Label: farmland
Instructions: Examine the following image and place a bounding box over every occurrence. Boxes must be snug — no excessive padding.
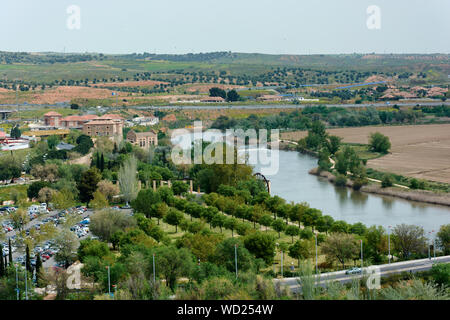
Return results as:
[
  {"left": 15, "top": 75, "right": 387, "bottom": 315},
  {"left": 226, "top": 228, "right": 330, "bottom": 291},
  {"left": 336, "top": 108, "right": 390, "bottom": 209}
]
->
[{"left": 281, "top": 124, "right": 450, "bottom": 184}]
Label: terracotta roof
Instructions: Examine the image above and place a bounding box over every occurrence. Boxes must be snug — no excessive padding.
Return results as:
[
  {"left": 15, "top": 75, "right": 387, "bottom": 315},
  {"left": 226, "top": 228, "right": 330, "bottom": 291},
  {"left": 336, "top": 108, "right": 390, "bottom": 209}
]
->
[
  {"left": 99, "top": 114, "right": 124, "bottom": 120},
  {"left": 134, "top": 130, "right": 157, "bottom": 137},
  {"left": 23, "top": 129, "right": 70, "bottom": 137},
  {"left": 61, "top": 115, "right": 99, "bottom": 122},
  {"left": 44, "top": 111, "right": 62, "bottom": 117},
  {"left": 84, "top": 120, "right": 115, "bottom": 125}
]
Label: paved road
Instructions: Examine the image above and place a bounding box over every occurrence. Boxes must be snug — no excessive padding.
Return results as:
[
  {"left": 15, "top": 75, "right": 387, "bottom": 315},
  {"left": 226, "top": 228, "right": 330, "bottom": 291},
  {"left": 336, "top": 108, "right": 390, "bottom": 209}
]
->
[
  {"left": 275, "top": 255, "right": 450, "bottom": 293},
  {"left": 134, "top": 101, "right": 450, "bottom": 110}
]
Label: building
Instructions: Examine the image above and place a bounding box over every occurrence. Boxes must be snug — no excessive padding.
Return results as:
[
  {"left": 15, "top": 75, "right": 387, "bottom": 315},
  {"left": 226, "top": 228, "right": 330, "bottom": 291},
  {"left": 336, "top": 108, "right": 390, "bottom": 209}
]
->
[
  {"left": 200, "top": 96, "right": 225, "bottom": 103},
  {"left": 126, "top": 130, "right": 158, "bottom": 148},
  {"left": 82, "top": 120, "right": 120, "bottom": 137},
  {"left": 44, "top": 112, "right": 63, "bottom": 126},
  {"left": 23, "top": 129, "right": 70, "bottom": 139},
  {"left": 60, "top": 115, "right": 99, "bottom": 129},
  {"left": 131, "top": 116, "right": 159, "bottom": 126}
]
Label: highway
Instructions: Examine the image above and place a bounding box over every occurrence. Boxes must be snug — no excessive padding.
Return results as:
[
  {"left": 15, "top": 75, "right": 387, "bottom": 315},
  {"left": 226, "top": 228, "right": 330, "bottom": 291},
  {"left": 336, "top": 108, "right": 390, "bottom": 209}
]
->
[{"left": 275, "top": 255, "right": 450, "bottom": 293}]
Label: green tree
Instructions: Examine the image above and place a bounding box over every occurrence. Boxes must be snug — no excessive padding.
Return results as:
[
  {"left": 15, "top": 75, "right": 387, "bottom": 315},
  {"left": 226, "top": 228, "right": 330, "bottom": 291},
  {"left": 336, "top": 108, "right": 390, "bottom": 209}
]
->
[
  {"left": 243, "top": 232, "right": 276, "bottom": 265},
  {"left": 436, "top": 224, "right": 450, "bottom": 255},
  {"left": 271, "top": 219, "right": 286, "bottom": 238},
  {"left": 77, "top": 167, "right": 101, "bottom": 204},
  {"left": 288, "top": 239, "right": 314, "bottom": 267},
  {"left": 392, "top": 224, "right": 426, "bottom": 259},
  {"left": 154, "top": 246, "right": 194, "bottom": 291},
  {"left": 90, "top": 209, "right": 136, "bottom": 242},
  {"left": 369, "top": 132, "right": 391, "bottom": 153},
  {"left": 285, "top": 225, "right": 300, "bottom": 243},
  {"left": 163, "top": 208, "right": 185, "bottom": 233},
  {"left": 172, "top": 181, "right": 189, "bottom": 195},
  {"left": 321, "top": 233, "right": 359, "bottom": 269}
]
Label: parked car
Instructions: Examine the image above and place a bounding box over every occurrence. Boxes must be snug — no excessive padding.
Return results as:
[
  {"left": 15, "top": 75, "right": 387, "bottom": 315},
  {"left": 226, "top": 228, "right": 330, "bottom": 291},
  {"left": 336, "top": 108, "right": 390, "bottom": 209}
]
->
[{"left": 345, "top": 267, "right": 362, "bottom": 275}]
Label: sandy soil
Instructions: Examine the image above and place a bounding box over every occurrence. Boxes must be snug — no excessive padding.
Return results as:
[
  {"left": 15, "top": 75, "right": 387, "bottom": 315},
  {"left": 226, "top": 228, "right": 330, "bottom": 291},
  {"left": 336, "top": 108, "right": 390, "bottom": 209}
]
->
[{"left": 281, "top": 124, "right": 450, "bottom": 184}]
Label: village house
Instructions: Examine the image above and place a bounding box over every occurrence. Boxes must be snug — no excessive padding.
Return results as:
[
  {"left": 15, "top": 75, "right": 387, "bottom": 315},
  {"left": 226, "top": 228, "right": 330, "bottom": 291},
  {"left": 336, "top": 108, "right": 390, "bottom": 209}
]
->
[
  {"left": 82, "top": 114, "right": 124, "bottom": 138},
  {"left": 60, "top": 114, "right": 99, "bottom": 129},
  {"left": 126, "top": 130, "right": 158, "bottom": 148},
  {"left": 43, "top": 112, "right": 63, "bottom": 126}
]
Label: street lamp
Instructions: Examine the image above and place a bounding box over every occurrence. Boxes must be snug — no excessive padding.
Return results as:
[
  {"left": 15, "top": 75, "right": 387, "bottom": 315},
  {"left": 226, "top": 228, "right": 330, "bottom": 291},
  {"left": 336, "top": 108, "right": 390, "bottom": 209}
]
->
[
  {"left": 152, "top": 253, "right": 156, "bottom": 283},
  {"left": 315, "top": 233, "right": 318, "bottom": 274},
  {"left": 360, "top": 239, "right": 363, "bottom": 273},
  {"left": 15, "top": 263, "right": 19, "bottom": 300},
  {"left": 106, "top": 266, "right": 111, "bottom": 296},
  {"left": 387, "top": 226, "right": 391, "bottom": 263}
]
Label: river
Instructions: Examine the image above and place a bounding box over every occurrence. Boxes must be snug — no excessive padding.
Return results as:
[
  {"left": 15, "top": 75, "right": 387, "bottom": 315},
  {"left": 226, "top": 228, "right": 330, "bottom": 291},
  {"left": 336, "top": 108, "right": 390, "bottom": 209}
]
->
[{"left": 171, "top": 133, "right": 450, "bottom": 233}]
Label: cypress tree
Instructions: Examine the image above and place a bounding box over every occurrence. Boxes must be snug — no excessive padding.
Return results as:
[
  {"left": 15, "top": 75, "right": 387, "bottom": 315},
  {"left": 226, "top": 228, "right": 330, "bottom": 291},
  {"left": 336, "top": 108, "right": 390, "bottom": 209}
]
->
[
  {"left": 35, "top": 254, "right": 42, "bottom": 283},
  {"left": 100, "top": 153, "right": 105, "bottom": 172},
  {"left": 113, "top": 142, "right": 118, "bottom": 154},
  {"left": 8, "top": 238, "right": 12, "bottom": 265},
  {"left": 25, "top": 245, "right": 32, "bottom": 273},
  {"left": 0, "top": 244, "right": 4, "bottom": 277}
]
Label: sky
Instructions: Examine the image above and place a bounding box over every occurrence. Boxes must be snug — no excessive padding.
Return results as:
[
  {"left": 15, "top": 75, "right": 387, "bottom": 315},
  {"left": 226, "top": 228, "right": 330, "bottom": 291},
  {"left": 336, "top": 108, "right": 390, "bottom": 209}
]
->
[{"left": 0, "top": 0, "right": 449, "bottom": 55}]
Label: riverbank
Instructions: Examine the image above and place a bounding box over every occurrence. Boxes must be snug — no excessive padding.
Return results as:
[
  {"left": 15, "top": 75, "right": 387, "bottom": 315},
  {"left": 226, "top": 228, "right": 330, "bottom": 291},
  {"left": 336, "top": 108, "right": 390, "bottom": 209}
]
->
[{"left": 309, "top": 167, "right": 450, "bottom": 207}]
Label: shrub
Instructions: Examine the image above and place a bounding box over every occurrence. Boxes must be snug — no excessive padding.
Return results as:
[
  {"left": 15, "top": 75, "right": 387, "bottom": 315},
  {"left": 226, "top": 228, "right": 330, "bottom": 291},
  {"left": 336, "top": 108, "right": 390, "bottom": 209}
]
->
[
  {"left": 335, "top": 175, "right": 347, "bottom": 187},
  {"left": 381, "top": 174, "right": 393, "bottom": 188}
]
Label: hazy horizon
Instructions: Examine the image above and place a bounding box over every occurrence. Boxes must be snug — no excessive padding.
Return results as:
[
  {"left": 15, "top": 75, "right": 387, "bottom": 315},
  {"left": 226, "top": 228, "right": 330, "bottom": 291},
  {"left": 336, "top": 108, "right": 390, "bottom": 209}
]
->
[{"left": 0, "top": 0, "right": 449, "bottom": 55}]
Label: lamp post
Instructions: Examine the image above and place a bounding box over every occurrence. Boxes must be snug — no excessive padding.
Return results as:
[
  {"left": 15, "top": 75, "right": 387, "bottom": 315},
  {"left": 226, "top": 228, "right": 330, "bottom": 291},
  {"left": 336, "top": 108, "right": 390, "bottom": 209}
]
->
[
  {"left": 152, "top": 253, "right": 156, "bottom": 283},
  {"left": 234, "top": 244, "right": 238, "bottom": 279},
  {"left": 24, "top": 256, "right": 28, "bottom": 300},
  {"left": 315, "top": 233, "right": 318, "bottom": 274},
  {"left": 15, "top": 264, "right": 19, "bottom": 300},
  {"left": 106, "top": 266, "right": 111, "bottom": 296},
  {"left": 280, "top": 250, "right": 284, "bottom": 278},
  {"left": 388, "top": 226, "right": 391, "bottom": 264},
  {"left": 360, "top": 239, "right": 363, "bottom": 273}
]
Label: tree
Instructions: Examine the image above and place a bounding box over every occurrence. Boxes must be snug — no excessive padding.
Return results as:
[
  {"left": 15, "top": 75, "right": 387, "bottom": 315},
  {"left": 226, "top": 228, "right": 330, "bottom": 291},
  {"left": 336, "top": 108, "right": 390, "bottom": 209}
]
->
[
  {"left": 131, "top": 188, "right": 161, "bottom": 219},
  {"left": 0, "top": 244, "right": 4, "bottom": 277},
  {"left": 288, "top": 239, "right": 314, "bottom": 267},
  {"left": 35, "top": 254, "right": 43, "bottom": 283},
  {"left": 10, "top": 125, "right": 21, "bottom": 139},
  {"left": 163, "top": 208, "right": 185, "bottom": 233},
  {"left": 369, "top": 132, "right": 391, "bottom": 153},
  {"left": 47, "top": 135, "right": 60, "bottom": 150},
  {"left": 172, "top": 181, "right": 189, "bottom": 195},
  {"left": 271, "top": 219, "right": 286, "bottom": 238},
  {"left": 54, "top": 229, "right": 80, "bottom": 268},
  {"left": 52, "top": 188, "right": 76, "bottom": 210},
  {"left": 259, "top": 215, "right": 273, "bottom": 232},
  {"left": 74, "top": 135, "right": 94, "bottom": 155},
  {"left": 90, "top": 209, "right": 136, "bottom": 242},
  {"left": 8, "top": 239, "right": 12, "bottom": 265},
  {"left": 37, "top": 187, "right": 57, "bottom": 205},
  {"left": 243, "top": 232, "right": 276, "bottom": 265},
  {"left": 10, "top": 207, "right": 29, "bottom": 231},
  {"left": 77, "top": 167, "right": 102, "bottom": 204},
  {"left": 365, "top": 225, "right": 388, "bottom": 263},
  {"left": 89, "top": 190, "right": 109, "bottom": 210},
  {"left": 226, "top": 89, "right": 240, "bottom": 102},
  {"left": 211, "top": 214, "right": 227, "bottom": 233},
  {"left": 321, "top": 233, "right": 359, "bottom": 269},
  {"left": 285, "top": 225, "right": 300, "bottom": 243},
  {"left": 327, "top": 135, "right": 342, "bottom": 155},
  {"left": 118, "top": 156, "right": 138, "bottom": 205},
  {"left": 212, "top": 238, "right": 257, "bottom": 273},
  {"left": 436, "top": 224, "right": 450, "bottom": 255},
  {"left": 154, "top": 246, "right": 194, "bottom": 291},
  {"left": 153, "top": 202, "right": 168, "bottom": 225},
  {"left": 381, "top": 174, "right": 393, "bottom": 188},
  {"left": 209, "top": 87, "right": 227, "bottom": 99},
  {"left": 392, "top": 224, "right": 426, "bottom": 259},
  {"left": 30, "top": 163, "right": 59, "bottom": 182},
  {"left": 224, "top": 217, "right": 239, "bottom": 237},
  {"left": 25, "top": 245, "right": 32, "bottom": 273}
]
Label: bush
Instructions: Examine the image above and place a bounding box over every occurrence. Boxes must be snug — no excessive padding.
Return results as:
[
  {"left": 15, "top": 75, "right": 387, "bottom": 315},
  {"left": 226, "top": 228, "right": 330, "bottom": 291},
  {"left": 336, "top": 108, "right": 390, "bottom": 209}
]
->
[
  {"left": 369, "top": 132, "right": 391, "bottom": 153},
  {"left": 335, "top": 175, "right": 347, "bottom": 187},
  {"left": 381, "top": 174, "right": 393, "bottom": 188}
]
